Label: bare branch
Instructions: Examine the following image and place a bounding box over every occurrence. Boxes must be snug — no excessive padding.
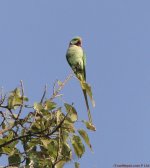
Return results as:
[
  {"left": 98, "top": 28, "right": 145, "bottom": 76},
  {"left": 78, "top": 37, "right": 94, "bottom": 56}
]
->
[
  {"left": 50, "top": 72, "right": 74, "bottom": 101},
  {"left": 40, "top": 84, "right": 47, "bottom": 103}
]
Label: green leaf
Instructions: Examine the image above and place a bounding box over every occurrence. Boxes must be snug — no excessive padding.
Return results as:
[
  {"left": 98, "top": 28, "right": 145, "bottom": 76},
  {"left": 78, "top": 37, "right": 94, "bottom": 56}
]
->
[
  {"left": 81, "top": 81, "right": 95, "bottom": 107},
  {"left": 41, "top": 139, "right": 51, "bottom": 148},
  {"left": 55, "top": 161, "right": 66, "bottom": 168},
  {"left": 61, "top": 143, "right": 72, "bottom": 161},
  {"left": 27, "top": 138, "right": 38, "bottom": 151},
  {"left": 23, "top": 96, "right": 29, "bottom": 101},
  {"left": 7, "top": 140, "right": 19, "bottom": 149},
  {"left": 61, "top": 129, "right": 69, "bottom": 141},
  {"left": 47, "top": 140, "right": 58, "bottom": 158},
  {"left": 31, "top": 122, "right": 41, "bottom": 132},
  {"left": 71, "top": 135, "right": 85, "bottom": 158},
  {"left": 2, "top": 147, "right": 13, "bottom": 155},
  {"left": 45, "top": 100, "right": 56, "bottom": 110},
  {"left": 8, "top": 96, "right": 21, "bottom": 109},
  {"left": 0, "top": 139, "right": 5, "bottom": 145},
  {"left": 7, "top": 88, "right": 28, "bottom": 109},
  {"left": 62, "top": 120, "right": 75, "bottom": 133},
  {"left": 34, "top": 102, "right": 43, "bottom": 111},
  {"left": 75, "top": 162, "right": 80, "bottom": 168},
  {"left": 1, "top": 139, "right": 18, "bottom": 155},
  {"left": 5, "top": 131, "right": 14, "bottom": 141},
  {"left": 65, "top": 103, "right": 78, "bottom": 122},
  {"left": 1, "top": 132, "right": 17, "bottom": 149},
  {"left": 7, "top": 88, "right": 23, "bottom": 109},
  {"left": 8, "top": 153, "right": 21, "bottom": 166},
  {"left": 13, "top": 88, "right": 21, "bottom": 97},
  {"left": 78, "top": 129, "right": 92, "bottom": 150},
  {"left": 82, "top": 120, "right": 96, "bottom": 131}
]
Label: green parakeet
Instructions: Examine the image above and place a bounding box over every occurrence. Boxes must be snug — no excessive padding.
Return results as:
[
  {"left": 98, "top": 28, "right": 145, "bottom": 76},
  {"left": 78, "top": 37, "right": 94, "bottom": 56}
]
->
[{"left": 66, "top": 36, "right": 92, "bottom": 123}]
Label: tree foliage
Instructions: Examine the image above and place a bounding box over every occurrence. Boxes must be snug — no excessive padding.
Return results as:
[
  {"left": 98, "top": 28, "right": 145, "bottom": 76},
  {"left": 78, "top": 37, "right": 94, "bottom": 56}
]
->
[{"left": 0, "top": 74, "right": 95, "bottom": 168}]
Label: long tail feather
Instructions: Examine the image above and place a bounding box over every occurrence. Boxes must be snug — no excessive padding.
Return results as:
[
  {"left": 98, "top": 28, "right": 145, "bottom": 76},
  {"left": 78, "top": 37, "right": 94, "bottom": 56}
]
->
[{"left": 82, "top": 89, "right": 93, "bottom": 123}]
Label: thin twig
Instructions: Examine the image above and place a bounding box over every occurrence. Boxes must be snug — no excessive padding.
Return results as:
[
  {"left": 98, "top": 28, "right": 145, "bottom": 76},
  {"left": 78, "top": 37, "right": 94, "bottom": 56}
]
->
[
  {"left": 50, "top": 73, "right": 74, "bottom": 101},
  {"left": 16, "top": 80, "right": 24, "bottom": 119},
  {"left": 8, "top": 108, "right": 16, "bottom": 120},
  {"left": 0, "top": 87, "right": 6, "bottom": 106},
  {"left": 53, "top": 80, "right": 58, "bottom": 94},
  {"left": 40, "top": 84, "right": 47, "bottom": 103},
  {"left": 0, "top": 111, "right": 5, "bottom": 127}
]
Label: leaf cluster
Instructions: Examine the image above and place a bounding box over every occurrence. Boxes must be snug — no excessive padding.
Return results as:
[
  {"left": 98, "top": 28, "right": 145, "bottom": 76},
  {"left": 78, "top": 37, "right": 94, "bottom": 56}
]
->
[{"left": 0, "top": 77, "right": 95, "bottom": 168}]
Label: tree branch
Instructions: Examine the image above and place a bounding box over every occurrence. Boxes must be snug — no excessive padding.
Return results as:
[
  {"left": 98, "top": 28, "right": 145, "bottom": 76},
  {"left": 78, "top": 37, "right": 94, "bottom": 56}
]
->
[{"left": 49, "top": 72, "right": 73, "bottom": 101}]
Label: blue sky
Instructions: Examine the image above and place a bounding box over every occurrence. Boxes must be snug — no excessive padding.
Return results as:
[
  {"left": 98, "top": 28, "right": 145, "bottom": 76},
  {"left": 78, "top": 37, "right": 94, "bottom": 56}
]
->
[{"left": 0, "top": 0, "right": 150, "bottom": 167}]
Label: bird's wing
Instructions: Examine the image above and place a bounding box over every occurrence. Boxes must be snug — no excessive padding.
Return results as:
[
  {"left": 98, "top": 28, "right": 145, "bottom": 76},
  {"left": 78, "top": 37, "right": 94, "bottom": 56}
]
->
[
  {"left": 66, "top": 51, "right": 72, "bottom": 68},
  {"left": 83, "top": 51, "right": 86, "bottom": 81}
]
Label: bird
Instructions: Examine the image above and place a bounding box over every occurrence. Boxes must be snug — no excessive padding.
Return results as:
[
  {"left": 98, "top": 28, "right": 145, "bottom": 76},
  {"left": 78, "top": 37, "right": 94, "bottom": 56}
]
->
[{"left": 66, "top": 36, "right": 92, "bottom": 123}]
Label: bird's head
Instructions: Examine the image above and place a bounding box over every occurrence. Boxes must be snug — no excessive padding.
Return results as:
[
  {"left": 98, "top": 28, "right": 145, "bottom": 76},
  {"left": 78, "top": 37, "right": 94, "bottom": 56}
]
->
[{"left": 69, "top": 36, "right": 82, "bottom": 46}]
